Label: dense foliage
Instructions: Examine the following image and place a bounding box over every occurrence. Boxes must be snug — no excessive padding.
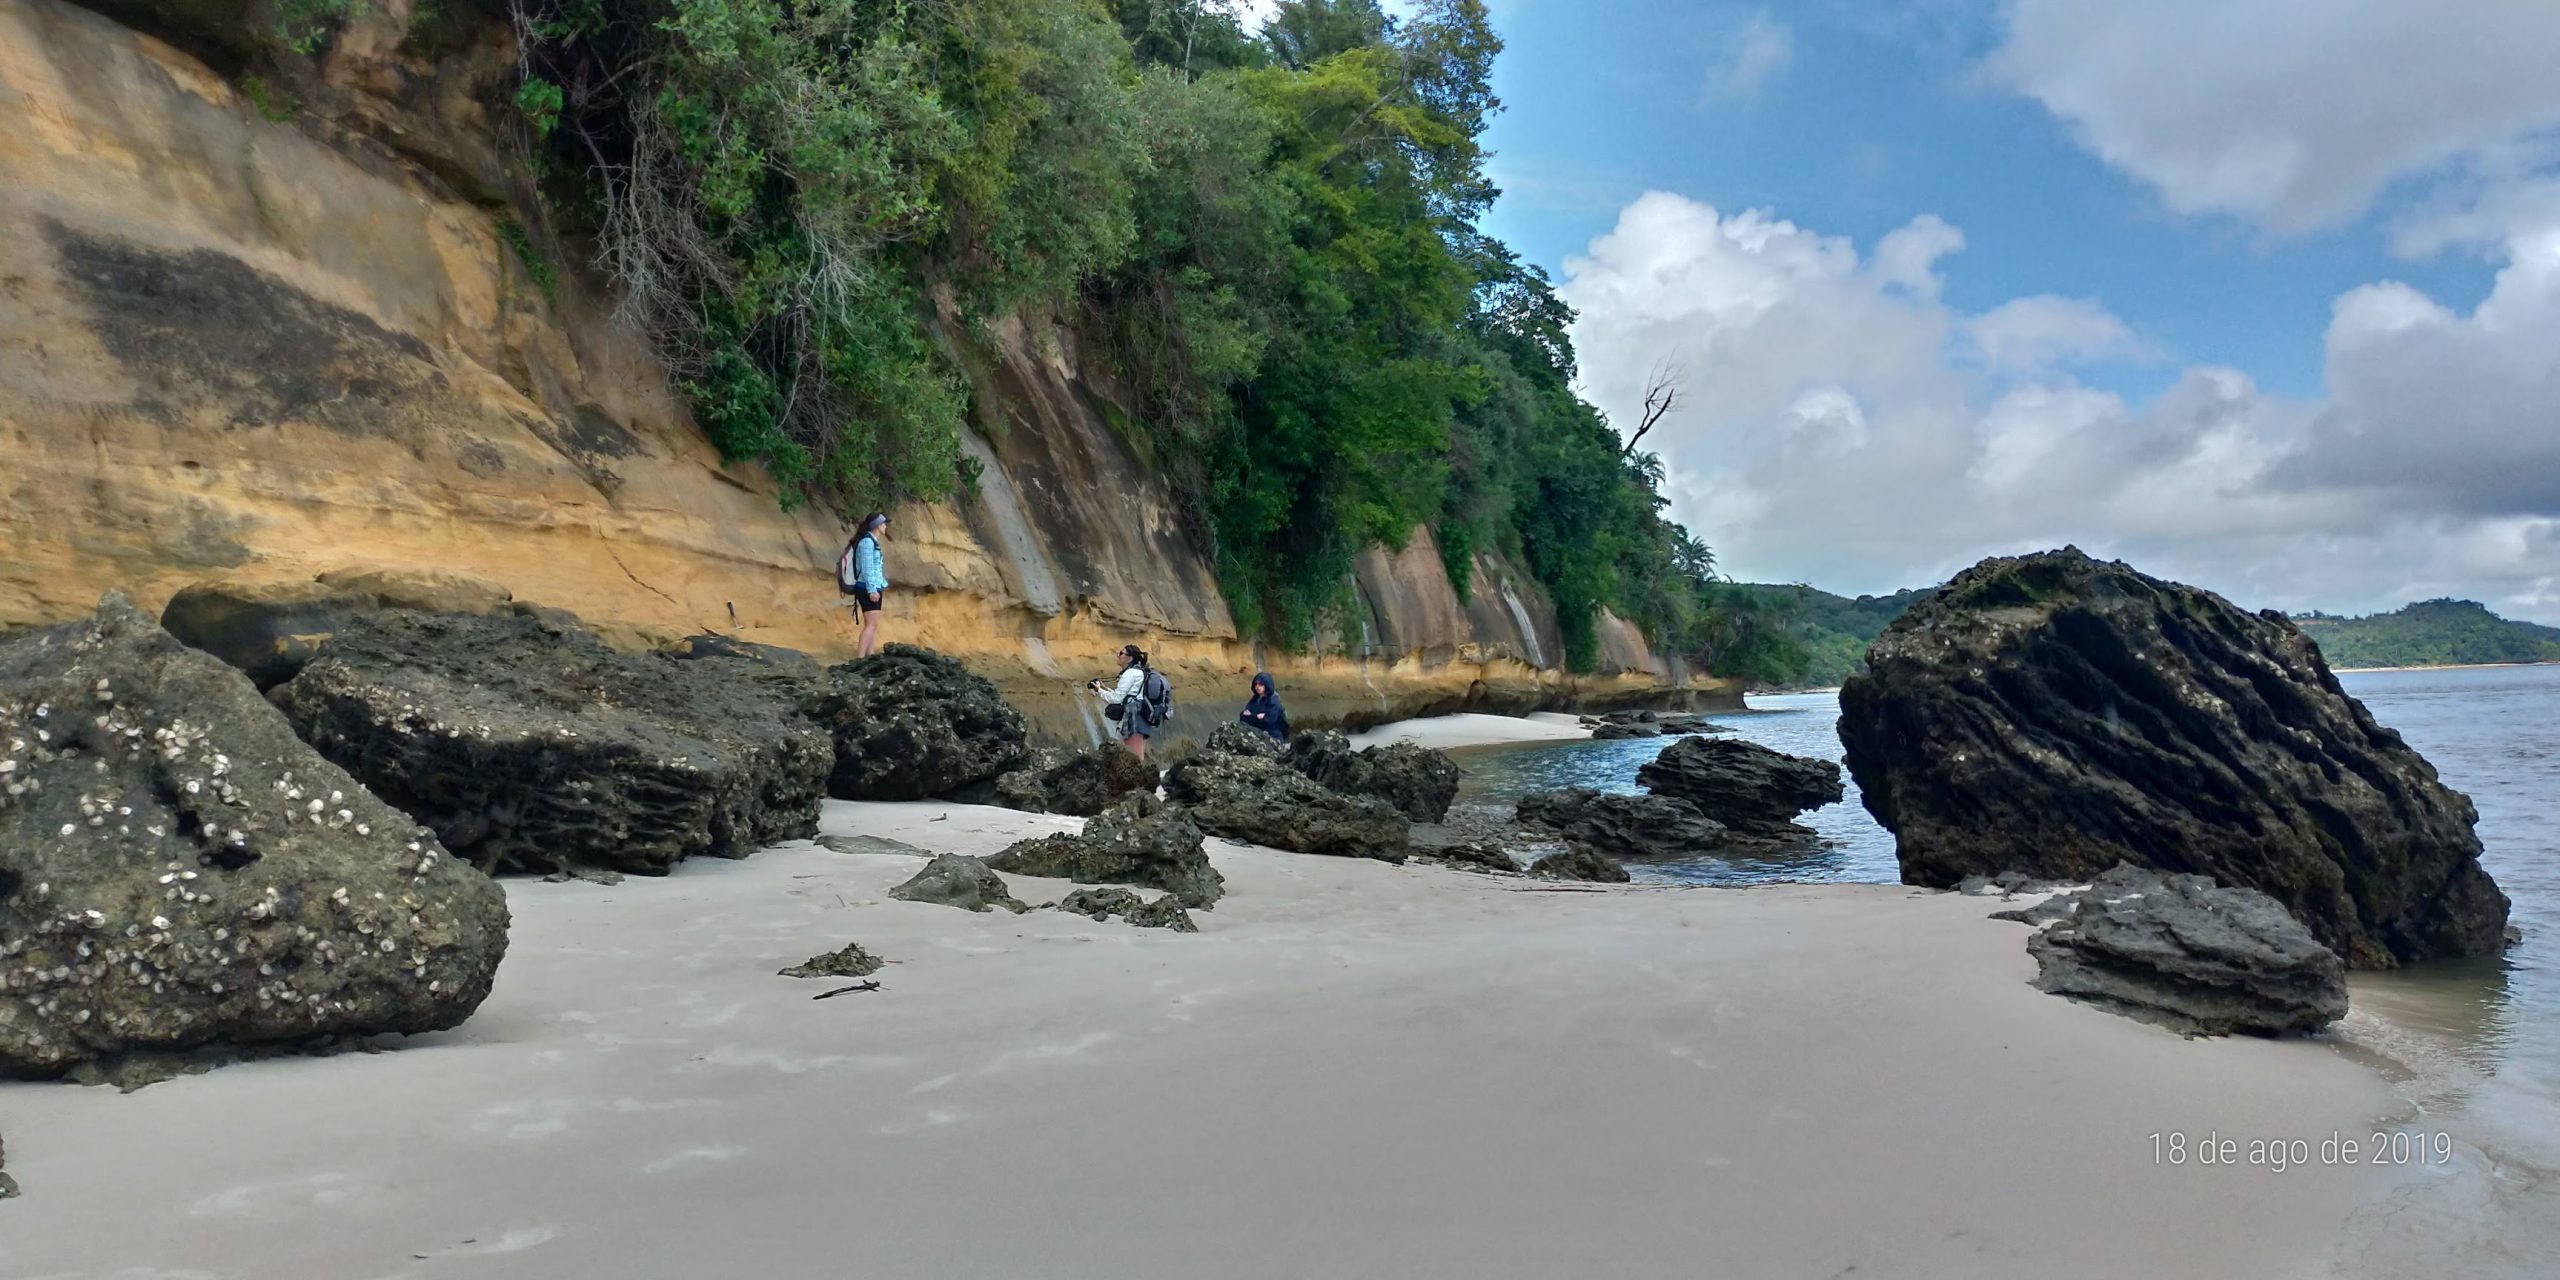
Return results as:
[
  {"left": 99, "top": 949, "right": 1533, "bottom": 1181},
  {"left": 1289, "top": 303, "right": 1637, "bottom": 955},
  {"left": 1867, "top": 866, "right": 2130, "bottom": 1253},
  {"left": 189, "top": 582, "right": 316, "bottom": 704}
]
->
[
  {"left": 485, "top": 0, "right": 1748, "bottom": 665},
  {"left": 2294, "top": 600, "right": 2560, "bottom": 669}
]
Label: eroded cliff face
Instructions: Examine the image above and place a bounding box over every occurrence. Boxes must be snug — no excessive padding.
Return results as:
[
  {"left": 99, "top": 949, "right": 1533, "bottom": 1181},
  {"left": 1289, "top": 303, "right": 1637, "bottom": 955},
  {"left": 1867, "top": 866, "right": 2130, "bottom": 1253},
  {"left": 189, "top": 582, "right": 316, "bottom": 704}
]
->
[{"left": 0, "top": 0, "right": 1729, "bottom": 746}]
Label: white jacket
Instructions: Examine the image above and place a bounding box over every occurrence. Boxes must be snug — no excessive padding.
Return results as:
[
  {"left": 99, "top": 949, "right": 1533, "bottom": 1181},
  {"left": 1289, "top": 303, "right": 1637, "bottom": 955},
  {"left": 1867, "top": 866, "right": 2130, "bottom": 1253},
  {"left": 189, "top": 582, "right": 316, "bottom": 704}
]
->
[{"left": 1094, "top": 666, "right": 1146, "bottom": 709}]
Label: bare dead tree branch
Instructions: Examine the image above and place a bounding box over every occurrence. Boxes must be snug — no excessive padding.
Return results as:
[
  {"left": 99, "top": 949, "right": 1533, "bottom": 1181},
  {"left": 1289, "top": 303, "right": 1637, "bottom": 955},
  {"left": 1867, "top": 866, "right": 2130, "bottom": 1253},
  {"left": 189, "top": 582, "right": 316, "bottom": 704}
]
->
[{"left": 1622, "top": 359, "right": 1683, "bottom": 457}]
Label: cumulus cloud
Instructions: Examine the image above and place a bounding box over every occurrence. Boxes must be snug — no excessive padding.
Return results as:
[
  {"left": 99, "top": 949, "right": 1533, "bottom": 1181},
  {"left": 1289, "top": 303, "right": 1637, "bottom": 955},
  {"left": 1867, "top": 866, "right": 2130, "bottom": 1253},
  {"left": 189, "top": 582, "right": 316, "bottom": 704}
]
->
[
  {"left": 1965, "top": 295, "right": 2149, "bottom": 373},
  {"left": 1706, "top": 12, "right": 1794, "bottom": 102},
  {"left": 1559, "top": 193, "right": 2560, "bottom": 622},
  {"left": 1987, "top": 0, "right": 2560, "bottom": 231}
]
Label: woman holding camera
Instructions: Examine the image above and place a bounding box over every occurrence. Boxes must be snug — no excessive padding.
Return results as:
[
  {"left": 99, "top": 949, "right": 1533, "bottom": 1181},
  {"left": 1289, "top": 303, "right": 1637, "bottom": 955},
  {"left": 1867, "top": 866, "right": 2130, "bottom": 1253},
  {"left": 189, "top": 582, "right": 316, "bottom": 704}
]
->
[{"left": 1089, "top": 644, "right": 1154, "bottom": 760}]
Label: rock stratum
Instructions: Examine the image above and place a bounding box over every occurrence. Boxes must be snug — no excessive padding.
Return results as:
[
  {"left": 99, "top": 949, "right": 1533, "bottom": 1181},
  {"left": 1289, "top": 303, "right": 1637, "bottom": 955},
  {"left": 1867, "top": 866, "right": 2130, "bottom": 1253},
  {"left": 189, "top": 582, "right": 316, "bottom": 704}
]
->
[
  {"left": 0, "top": 0, "right": 1729, "bottom": 755},
  {"left": 1840, "top": 548, "right": 2508, "bottom": 968}
]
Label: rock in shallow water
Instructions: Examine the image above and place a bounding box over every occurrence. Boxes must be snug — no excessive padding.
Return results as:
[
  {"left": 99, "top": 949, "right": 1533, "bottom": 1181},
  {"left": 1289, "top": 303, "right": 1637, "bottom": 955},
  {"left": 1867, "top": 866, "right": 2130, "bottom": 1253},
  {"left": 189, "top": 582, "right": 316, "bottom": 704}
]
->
[
  {"left": 889, "top": 854, "right": 1027, "bottom": 914},
  {"left": 0, "top": 595, "right": 509, "bottom": 1081},
  {"left": 1637, "top": 735, "right": 1842, "bottom": 836},
  {"left": 985, "top": 794, "right": 1225, "bottom": 908},
  {"left": 801, "top": 645, "right": 1027, "bottom": 801},
  {"left": 269, "top": 610, "right": 829, "bottom": 877},
  {"left": 1514, "top": 788, "right": 1728, "bottom": 859},
  {"left": 1839, "top": 547, "right": 2508, "bottom": 967},
  {"left": 1283, "top": 731, "right": 1460, "bottom": 823},
  {"left": 2001, "top": 866, "right": 2348, "bottom": 1037}
]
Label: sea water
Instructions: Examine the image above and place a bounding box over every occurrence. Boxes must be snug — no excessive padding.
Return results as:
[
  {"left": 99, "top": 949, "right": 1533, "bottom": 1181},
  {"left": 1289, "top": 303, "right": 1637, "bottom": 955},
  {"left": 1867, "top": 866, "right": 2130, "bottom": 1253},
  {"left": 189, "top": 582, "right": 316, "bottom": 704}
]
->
[{"left": 1454, "top": 664, "right": 2560, "bottom": 1272}]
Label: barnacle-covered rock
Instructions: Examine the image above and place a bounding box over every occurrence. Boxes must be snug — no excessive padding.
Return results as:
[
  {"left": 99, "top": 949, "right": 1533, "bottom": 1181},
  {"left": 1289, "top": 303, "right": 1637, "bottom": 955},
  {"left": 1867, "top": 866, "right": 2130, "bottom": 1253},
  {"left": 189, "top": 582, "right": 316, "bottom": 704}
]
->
[{"left": 0, "top": 595, "right": 508, "bottom": 1082}]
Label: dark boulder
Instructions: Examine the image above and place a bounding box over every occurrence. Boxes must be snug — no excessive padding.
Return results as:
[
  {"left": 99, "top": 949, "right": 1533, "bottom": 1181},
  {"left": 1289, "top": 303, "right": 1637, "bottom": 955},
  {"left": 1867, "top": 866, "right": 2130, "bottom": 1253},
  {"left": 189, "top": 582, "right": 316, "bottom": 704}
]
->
[
  {"left": 2001, "top": 866, "right": 2348, "bottom": 1037},
  {"left": 990, "top": 744, "right": 1159, "bottom": 817},
  {"left": 1654, "top": 713, "right": 1725, "bottom": 736},
  {"left": 159, "top": 570, "right": 515, "bottom": 689},
  {"left": 984, "top": 794, "right": 1225, "bottom": 908},
  {"left": 801, "top": 645, "right": 1028, "bottom": 800},
  {"left": 269, "top": 610, "right": 830, "bottom": 877},
  {"left": 1637, "top": 736, "right": 1843, "bottom": 836},
  {"left": 1198, "top": 722, "right": 1283, "bottom": 761},
  {"left": 1590, "top": 722, "right": 1659, "bottom": 740},
  {"left": 1, "top": 595, "right": 509, "bottom": 1081},
  {"left": 1054, "top": 887, "right": 1199, "bottom": 932},
  {"left": 1164, "top": 752, "right": 1410, "bottom": 862},
  {"left": 1283, "top": 730, "right": 1461, "bottom": 822},
  {"left": 1515, "top": 788, "right": 1728, "bottom": 860},
  {"left": 889, "top": 854, "right": 1027, "bottom": 914},
  {"left": 1838, "top": 547, "right": 2508, "bottom": 967},
  {"left": 779, "top": 942, "right": 884, "bottom": 979},
  {"left": 1427, "top": 844, "right": 1520, "bottom": 874},
  {"left": 1530, "top": 844, "right": 1631, "bottom": 883},
  {"left": 661, "top": 634, "right": 823, "bottom": 678}
]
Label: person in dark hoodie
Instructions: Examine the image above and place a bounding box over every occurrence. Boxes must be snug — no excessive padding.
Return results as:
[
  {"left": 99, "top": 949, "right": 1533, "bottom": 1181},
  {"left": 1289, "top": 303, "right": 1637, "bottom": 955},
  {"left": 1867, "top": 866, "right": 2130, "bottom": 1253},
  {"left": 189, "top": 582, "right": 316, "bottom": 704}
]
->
[{"left": 1239, "top": 671, "right": 1288, "bottom": 741}]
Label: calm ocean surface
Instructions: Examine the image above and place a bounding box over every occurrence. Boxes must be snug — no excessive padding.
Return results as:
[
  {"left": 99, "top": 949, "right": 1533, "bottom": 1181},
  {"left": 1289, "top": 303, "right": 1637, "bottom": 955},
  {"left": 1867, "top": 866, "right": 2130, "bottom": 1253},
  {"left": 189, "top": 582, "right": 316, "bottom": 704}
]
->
[{"left": 1458, "top": 664, "right": 2560, "bottom": 1269}]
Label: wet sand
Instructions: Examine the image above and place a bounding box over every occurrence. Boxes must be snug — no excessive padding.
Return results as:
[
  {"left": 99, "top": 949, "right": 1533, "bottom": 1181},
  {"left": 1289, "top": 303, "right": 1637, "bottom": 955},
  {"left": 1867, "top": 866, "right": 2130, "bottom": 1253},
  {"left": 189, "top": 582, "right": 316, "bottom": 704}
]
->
[{"left": 0, "top": 721, "right": 2423, "bottom": 1279}]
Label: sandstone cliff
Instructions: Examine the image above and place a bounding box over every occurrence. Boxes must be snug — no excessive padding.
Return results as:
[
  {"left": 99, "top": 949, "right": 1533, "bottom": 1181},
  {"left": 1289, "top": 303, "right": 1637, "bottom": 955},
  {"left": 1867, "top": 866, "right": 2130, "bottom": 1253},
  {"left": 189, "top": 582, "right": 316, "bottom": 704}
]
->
[{"left": 0, "top": 0, "right": 1728, "bottom": 744}]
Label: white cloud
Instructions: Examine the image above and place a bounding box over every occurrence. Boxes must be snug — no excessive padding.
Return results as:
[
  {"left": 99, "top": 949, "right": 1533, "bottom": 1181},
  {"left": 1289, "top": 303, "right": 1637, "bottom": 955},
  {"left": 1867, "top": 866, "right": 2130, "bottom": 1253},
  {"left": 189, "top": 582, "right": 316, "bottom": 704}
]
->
[
  {"left": 1706, "top": 12, "right": 1794, "bottom": 103},
  {"left": 1965, "top": 295, "right": 2147, "bottom": 373},
  {"left": 1559, "top": 192, "right": 2560, "bottom": 623},
  {"left": 1987, "top": 0, "right": 2560, "bottom": 232}
]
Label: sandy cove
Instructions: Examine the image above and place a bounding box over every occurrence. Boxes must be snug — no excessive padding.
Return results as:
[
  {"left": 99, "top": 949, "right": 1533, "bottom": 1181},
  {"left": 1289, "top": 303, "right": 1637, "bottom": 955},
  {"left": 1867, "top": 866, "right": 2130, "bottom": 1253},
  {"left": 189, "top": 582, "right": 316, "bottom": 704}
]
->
[{"left": 0, "top": 720, "right": 2420, "bottom": 1280}]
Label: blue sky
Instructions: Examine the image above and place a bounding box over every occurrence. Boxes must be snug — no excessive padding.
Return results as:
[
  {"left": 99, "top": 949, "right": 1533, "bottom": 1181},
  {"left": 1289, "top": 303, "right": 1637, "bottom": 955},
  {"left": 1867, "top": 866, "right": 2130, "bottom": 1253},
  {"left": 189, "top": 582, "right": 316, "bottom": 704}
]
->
[
  {"left": 1426, "top": 0, "right": 2560, "bottom": 622},
  {"left": 1481, "top": 0, "right": 2500, "bottom": 403}
]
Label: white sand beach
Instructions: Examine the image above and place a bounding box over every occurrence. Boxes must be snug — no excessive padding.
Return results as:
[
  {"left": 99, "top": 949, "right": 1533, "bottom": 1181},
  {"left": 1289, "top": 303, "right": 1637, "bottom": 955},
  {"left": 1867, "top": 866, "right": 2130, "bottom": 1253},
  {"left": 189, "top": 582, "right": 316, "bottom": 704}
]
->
[{"left": 0, "top": 726, "right": 2424, "bottom": 1280}]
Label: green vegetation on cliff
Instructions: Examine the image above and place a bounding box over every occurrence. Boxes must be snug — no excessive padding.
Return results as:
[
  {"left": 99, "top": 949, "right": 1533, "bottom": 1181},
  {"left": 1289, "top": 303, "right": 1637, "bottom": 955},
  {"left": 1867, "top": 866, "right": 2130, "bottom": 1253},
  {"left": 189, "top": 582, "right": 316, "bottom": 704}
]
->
[
  {"left": 2293, "top": 600, "right": 2560, "bottom": 669},
  {"left": 480, "top": 0, "right": 1743, "bottom": 667},
  {"left": 1709, "top": 583, "right": 1934, "bottom": 689}
]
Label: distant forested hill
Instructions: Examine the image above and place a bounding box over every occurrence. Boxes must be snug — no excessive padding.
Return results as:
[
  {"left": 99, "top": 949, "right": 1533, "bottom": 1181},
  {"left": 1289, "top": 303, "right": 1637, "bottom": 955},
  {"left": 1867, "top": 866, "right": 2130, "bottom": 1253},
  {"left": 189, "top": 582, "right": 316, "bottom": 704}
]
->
[
  {"left": 2293, "top": 600, "right": 2560, "bottom": 669},
  {"left": 1715, "top": 584, "right": 1934, "bottom": 689}
]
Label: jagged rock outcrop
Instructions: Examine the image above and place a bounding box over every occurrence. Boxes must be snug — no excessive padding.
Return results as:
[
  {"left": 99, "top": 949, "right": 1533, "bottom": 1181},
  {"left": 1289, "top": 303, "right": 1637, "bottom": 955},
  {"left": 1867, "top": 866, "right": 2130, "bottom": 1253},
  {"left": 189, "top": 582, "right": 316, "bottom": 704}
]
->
[
  {"left": 1054, "top": 887, "right": 1199, "bottom": 932},
  {"left": 889, "top": 855, "right": 1027, "bottom": 914},
  {"left": 984, "top": 794, "right": 1224, "bottom": 908},
  {"left": 0, "top": 595, "right": 509, "bottom": 1081},
  {"left": 988, "top": 744, "right": 1159, "bottom": 816},
  {"left": 779, "top": 942, "right": 884, "bottom": 979},
  {"left": 1530, "top": 845, "right": 1631, "bottom": 883},
  {"left": 1637, "top": 736, "right": 1843, "bottom": 836},
  {"left": 1282, "top": 730, "right": 1461, "bottom": 823},
  {"left": 1199, "top": 722, "right": 1283, "bottom": 761},
  {"left": 1838, "top": 548, "right": 2508, "bottom": 968},
  {"left": 1164, "top": 751, "right": 1410, "bottom": 863},
  {"left": 1514, "top": 788, "right": 1728, "bottom": 860},
  {"left": 1997, "top": 866, "right": 2349, "bottom": 1037},
  {"left": 802, "top": 645, "right": 1027, "bottom": 800},
  {"left": 270, "top": 609, "right": 830, "bottom": 876}
]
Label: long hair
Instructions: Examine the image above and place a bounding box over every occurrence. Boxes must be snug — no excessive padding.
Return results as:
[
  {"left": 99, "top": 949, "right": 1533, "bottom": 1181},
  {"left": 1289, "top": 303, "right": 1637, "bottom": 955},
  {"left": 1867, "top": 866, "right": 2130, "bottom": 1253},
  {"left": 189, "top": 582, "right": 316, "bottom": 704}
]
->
[
  {"left": 857, "top": 512, "right": 887, "bottom": 540},
  {"left": 1121, "top": 643, "right": 1148, "bottom": 669}
]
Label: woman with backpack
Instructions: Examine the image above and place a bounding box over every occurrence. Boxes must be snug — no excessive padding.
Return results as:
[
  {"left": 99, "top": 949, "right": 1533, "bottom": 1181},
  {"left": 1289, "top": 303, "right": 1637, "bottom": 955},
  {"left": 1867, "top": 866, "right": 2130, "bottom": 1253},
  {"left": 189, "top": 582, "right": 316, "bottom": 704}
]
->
[
  {"left": 838, "top": 513, "right": 890, "bottom": 658},
  {"left": 1088, "top": 643, "right": 1163, "bottom": 760}
]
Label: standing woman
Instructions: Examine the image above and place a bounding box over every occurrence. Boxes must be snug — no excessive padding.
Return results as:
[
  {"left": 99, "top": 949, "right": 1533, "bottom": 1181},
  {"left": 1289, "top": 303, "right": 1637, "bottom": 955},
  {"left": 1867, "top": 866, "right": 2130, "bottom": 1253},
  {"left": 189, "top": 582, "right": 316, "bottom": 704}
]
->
[
  {"left": 839, "top": 513, "right": 891, "bottom": 658},
  {"left": 1088, "top": 644, "right": 1153, "bottom": 760}
]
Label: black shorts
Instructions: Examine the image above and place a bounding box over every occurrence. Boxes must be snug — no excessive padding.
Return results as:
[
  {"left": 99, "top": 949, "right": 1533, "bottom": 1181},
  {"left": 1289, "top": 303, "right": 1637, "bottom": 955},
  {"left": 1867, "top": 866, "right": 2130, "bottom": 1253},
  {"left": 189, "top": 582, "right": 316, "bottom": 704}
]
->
[{"left": 854, "top": 588, "right": 884, "bottom": 614}]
